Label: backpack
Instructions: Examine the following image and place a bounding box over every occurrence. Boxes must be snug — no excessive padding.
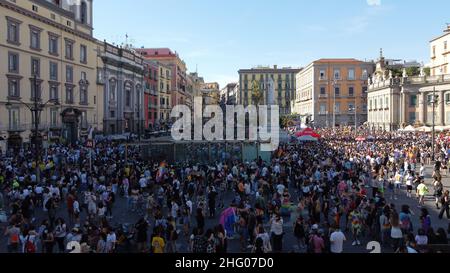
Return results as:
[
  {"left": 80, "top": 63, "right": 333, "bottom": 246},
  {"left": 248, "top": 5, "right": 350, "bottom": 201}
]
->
[
  {"left": 25, "top": 236, "right": 36, "bottom": 253},
  {"left": 10, "top": 233, "right": 19, "bottom": 244}
]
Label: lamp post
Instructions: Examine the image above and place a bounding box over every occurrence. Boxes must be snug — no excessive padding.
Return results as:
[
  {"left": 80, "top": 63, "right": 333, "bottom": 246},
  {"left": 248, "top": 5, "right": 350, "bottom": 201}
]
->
[
  {"left": 331, "top": 79, "right": 337, "bottom": 130},
  {"left": 6, "top": 74, "right": 59, "bottom": 183},
  {"left": 432, "top": 86, "right": 436, "bottom": 162}
]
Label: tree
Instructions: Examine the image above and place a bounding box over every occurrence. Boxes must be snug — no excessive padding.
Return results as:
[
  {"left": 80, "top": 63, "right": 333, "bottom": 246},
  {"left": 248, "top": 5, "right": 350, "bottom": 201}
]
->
[
  {"left": 424, "top": 67, "right": 431, "bottom": 76},
  {"left": 406, "top": 67, "right": 420, "bottom": 77},
  {"left": 251, "top": 80, "right": 263, "bottom": 106}
]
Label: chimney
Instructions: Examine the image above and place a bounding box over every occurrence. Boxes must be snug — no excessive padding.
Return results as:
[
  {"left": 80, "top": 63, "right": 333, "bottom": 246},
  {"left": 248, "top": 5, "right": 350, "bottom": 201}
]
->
[{"left": 274, "top": 65, "right": 278, "bottom": 70}]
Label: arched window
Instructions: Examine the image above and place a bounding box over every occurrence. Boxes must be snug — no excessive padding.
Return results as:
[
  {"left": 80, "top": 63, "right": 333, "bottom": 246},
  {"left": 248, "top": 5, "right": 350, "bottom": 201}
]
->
[{"left": 80, "top": 1, "right": 87, "bottom": 24}]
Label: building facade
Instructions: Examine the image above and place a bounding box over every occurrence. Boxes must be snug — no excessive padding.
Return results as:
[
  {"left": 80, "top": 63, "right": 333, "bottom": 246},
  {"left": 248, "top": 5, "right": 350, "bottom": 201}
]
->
[
  {"left": 0, "top": 0, "right": 98, "bottom": 148},
  {"left": 368, "top": 31, "right": 450, "bottom": 131},
  {"left": 221, "top": 83, "right": 238, "bottom": 105},
  {"left": 293, "top": 59, "right": 374, "bottom": 128},
  {"left": 136, "top": 48, "right": 188, "bottom": 118},
  {"left": 143, "top": 60, "right": 158, "bottom": 130},
  {"left": 98, "top": 41, "right": 144, "bottom": 135},
  {"left": 156, "top": 61, "right": 172, "bottom": 125},
  {"left": 200, "top": 82, "right": 220, "bottom": 105},
  {"left": 430, "top": 25, "right": 450, "bottom": 76},
  {"left": 238, "top": 66, "right": 301, "bottom": 115}
]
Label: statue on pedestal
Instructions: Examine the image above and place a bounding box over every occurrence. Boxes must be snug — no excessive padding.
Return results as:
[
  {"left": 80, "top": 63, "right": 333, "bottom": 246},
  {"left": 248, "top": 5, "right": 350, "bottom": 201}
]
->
[{"left": 402, "top": 68, "right": 408, "bottom": 78}]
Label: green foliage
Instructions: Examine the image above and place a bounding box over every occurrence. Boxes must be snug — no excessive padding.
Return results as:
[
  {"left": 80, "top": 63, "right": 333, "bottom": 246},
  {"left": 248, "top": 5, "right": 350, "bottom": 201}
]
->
[
  {"left": 424, "top": 67, "right": 431, "bottom": 76},
  {"left": 406, "top": 67, "right": 420, "bottom": 76}
]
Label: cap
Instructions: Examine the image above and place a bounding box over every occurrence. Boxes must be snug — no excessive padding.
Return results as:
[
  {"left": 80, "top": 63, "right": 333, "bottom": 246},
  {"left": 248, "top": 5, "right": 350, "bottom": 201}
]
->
[{"left": 312, "top": 224, "right": 319, "bottom": 230}]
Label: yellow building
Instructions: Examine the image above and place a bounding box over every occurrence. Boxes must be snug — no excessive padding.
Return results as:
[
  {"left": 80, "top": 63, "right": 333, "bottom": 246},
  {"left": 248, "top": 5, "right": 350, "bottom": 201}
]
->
[
  {"left": 157, "top": 62, "right": 172, "bottom": 123},
  {"left": 0, "top": 0, "right": 99, "bottom": 148},
  {"left": 238, "top": 66, "right": 301, "bottom": 115},
  {"left": 201, "top": 82, "right": 220, "bottom": 105}
]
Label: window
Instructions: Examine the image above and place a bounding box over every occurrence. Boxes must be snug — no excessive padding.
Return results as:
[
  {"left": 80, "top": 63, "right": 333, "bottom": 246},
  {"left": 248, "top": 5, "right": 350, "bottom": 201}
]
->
[
  {"left": 110, "top": 111, "right": 115, "bottom": 118},
  {"left": 66, "top": 86, "right": 74, "bottom": 104},
  {"left": 49, "top": 62, "right": 58, "bottom": 81},
  {"left": 369, "top": 100, "right": 372, "bottom": 110},
  {"left": 445, "top": 41, "right": 448, "bottom": 51},
  {"left": 31, "top": 57, "right": 40, "bottom": 77},
  {"left": 362, "top": 86, "right": 368, "bottom": 93},
  {"left": 334, "top": 69, "right": 341, "bottom": 80},
  {"left": 94, "top": 96, "right": 96, "bottom": 105},
  {"left": 49, "top": 85, "right": 58, "bottom": 100},
  {"left": 433, "top": 45, "right": 436, "bottom": 57},
  {"left": 7, "top": 77, "right": 20, "bottom": 98},
  {"left": 8, "top": 108, "right": 20, "bottom": 131},
  {"left": 30, "top": 79, "right": 42, "bottom": 100},
  {"left": 8, "top": 52, "right": 19, "bottom": 73},
  {"left": 81, "top": 72, "right": 87, "bottom": 81},
  {"left": 49, "top": 34, "right": 59, "bottom": 55},
  {"left": 348, "top": 103, "right": 355, "bottom": 113},
  {"left": 65, "top": 39, "right": 74, "bottom": 59},
  {"left": 385, "top": 97, "right": 389, "bottom": 109},
  {"left": 50, "top": 109, "right": 58, "bottom": 127},
  {"left": 125, "top": 89, "right": 131, "bottom": 107},
  {"left": 66, "top": 66, "right": 73, "bottom": 83},
  {"left": 334, "top": 87, "right": 340, "bottom": 97},
  {"left": 319, "top": 104, "right": 327, "bottom": 114},
  {"left": 6, "top": 17, "right": 21, "bottom": 45},
  {"left": 80, "top": 45, "right": 87, "bottom": 63},
  {"left": 409, "top": 112, "right": 416, "bottom": 123},
  {"left": 319, "top": 69, "right": 326, "bottom": 80},
  {"left": 109, "top": 80, "right": 116, "bottom": 101},
  {"left": 445, "top": 93, "right": 450, "bottom": 104},
  {"left": 410, "top": 95, "right": 417, "bottom": 107},
  {"left": 348, "top": 69, "right": 355, "bottom": 80},
  {"left": 362, "top": 104, "right": 367, "bottom": 112},
  {"left": 167, "top": 84, "right": 170, "bottom": 92},
  {"left": 29, "top": 26, "right": 41, "bottom": 50},
  {"left": 348, "top": 87, "right": 354, "bottom": 97},
  {"left": 379, "top": 98, "right": 383, "bottom": 109},
  {"left": 335, "top": 102, "right": 341, "bottom": 114},
  {"left": 32, "top": 5, "right": 38, "bottom": 12},
  {"left": 80, "top": 86, "right": 88, "bottom": 104},
  {"left": 362, "top": 69, "right": 368, "bottom": 80}
]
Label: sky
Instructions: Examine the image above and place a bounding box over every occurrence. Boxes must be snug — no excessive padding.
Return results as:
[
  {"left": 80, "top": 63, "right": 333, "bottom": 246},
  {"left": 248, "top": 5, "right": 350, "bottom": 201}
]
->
[{"left": 93, "top": 0, "right": 450, "bottom": 88}]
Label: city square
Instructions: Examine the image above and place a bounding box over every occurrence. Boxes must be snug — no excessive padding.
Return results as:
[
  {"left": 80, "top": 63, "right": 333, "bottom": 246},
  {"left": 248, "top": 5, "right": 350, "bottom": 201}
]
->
[{"left": 0, "top": 0, "right": 450, "bottom": 256}]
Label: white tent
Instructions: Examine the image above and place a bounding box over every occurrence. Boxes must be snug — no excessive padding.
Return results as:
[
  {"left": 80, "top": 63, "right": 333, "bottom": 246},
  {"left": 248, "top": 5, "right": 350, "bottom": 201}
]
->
[
  {"left": 416, "top": 126, "right": 432, "bottom": 132},
  {"left": 401, "top": 125, "right": 416, "bottom": 132}
]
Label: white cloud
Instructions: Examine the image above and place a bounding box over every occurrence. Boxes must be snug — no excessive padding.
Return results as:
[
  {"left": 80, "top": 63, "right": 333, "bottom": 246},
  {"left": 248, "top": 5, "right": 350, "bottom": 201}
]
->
[{"left": 367, "top": 0, "right": 381, "bottom": 6}]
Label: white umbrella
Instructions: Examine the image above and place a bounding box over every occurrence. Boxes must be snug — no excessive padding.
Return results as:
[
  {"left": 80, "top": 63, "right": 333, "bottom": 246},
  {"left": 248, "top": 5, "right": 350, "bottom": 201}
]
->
[{"left": 298, "top": 135, "right": 318, "bottom": 142}]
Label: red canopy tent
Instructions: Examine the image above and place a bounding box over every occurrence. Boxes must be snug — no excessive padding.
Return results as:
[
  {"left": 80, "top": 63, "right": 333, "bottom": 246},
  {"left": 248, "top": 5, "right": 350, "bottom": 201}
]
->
[{"left": 295, "top": 128, "right": 321, "bottom": 139}]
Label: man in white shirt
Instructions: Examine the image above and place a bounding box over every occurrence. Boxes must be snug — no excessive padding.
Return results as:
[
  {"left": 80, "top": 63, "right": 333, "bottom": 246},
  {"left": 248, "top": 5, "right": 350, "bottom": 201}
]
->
[{"left": 330, "top": 228, "right": 346, "bottom": 253}]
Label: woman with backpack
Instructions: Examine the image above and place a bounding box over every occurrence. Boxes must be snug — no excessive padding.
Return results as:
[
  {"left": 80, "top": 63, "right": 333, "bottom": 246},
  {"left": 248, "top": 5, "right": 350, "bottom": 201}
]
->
[{"left": 21, "top": 228, "right": 38, "bottom": 253}]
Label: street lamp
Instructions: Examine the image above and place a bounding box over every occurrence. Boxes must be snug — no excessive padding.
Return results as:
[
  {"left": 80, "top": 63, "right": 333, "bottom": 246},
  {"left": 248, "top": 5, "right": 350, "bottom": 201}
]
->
[
  {"left": 6, "top": 74, "right": 60, "bottom": 183},
  {"left": 331, "top": 79, "right": 338, "bottom": 130}
]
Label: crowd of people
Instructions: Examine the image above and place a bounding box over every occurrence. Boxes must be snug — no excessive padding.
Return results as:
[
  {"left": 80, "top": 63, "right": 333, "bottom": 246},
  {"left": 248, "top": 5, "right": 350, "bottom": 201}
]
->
[{"left": 1, "top": 126, "right": 450, "bottom": 253}]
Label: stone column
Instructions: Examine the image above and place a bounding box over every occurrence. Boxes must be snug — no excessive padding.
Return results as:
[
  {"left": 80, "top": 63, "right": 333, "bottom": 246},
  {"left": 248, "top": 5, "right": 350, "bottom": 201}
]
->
[
  {"left": 418, "top": 92, "right": 426, "bottom": 125},
  {"left": 440, "top": 90, "right": 445, "bottom": 125}
]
